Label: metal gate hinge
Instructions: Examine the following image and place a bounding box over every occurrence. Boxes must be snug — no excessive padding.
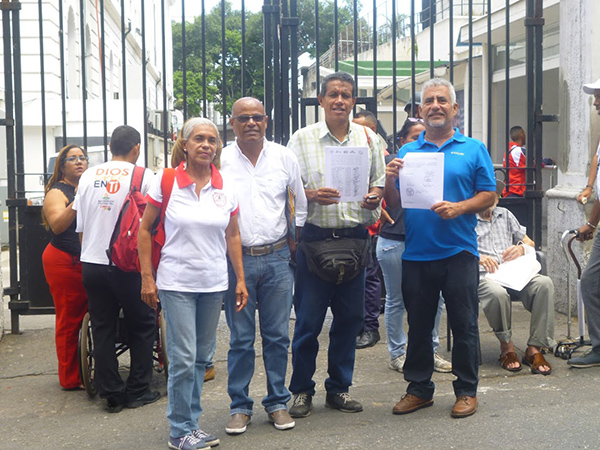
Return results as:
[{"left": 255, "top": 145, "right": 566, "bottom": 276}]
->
[
  {"left": 281, "top": 17, "right": 299, "bottom": 27},
  {"left": 0, "top": 0, "right": 21, "bottom": 11},
  {"left": 262, "top": 4, "right": 280, "bottom": 14},
  {"left": 524, "top": 17, "right": 545, "bottom": 26}
]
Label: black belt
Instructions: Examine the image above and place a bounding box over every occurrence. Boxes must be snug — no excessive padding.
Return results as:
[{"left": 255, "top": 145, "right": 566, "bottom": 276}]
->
[{"left": 242, "top": 238, "right": 287, "bottom": 256}]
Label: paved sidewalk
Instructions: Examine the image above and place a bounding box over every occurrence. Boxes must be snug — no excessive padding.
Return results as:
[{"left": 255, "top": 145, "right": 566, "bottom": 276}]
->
[{"left": 1, "top": 303, "right": 600, "bottom": 450}]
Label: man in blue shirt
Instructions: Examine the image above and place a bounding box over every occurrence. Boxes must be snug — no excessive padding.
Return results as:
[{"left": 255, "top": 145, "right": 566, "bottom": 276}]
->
[{"left": 384, "top": 78, "right": 496, "bottom": 418}]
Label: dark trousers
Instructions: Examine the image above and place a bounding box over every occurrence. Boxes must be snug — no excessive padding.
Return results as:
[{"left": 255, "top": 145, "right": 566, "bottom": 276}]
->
[
  {"left": 363, "top": 252, "right": 382, "bottom": 332},
  {"left": 402, "top": 251, "right": 480, "bottom": 400},
  {"left": 82, "top": 263, "right": 156, "bottom": 401}
]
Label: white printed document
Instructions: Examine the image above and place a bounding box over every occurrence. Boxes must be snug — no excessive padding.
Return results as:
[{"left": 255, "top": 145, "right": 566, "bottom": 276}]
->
[
  {"left": 485, "top": 252, "right": 541, "bottom": 292},
  {"left": 399, "top": 152, "right": 444, "bottom": 209},
  {"left": 324, "top": 146, "right": 369, "bottom": 202}
]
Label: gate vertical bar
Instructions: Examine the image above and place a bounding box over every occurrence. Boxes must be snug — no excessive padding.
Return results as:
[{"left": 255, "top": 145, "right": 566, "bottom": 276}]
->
[
  {"left": 272, "top": 1, "right": 282, "bottom": 143},
  {"left": 2, "top": 1, "right": 19, "bottom": 333},
  {"left": 429, "top": 0, "right": 434, "bottom": 79},
  {"left": 353, "top": 0, "right": 358, "bottom": 99},
  {"left": 221, "top": 0, "right": 227, "bottom": 143},
  {"left": 467, "top": 0, "right": 473, "bottom": 137},
  {"left": 100, "top": 0, "right": 108, "bottom": 157},
  {"left": 161, "top": 0, "right": 168, "bottom": 166},
  {"left": 142, "top": 0, "right": 149, "bottom": 159},
  {"left": 12, "top": 0, "right": 24, "bottom": 197},
  {"left": 79, "top": 0, "right": 88, "bottom": 151},
  {"left": 263, "top": 0, "right": 273, "bottom": 140},
  {"left": 241, "top": 0, "right": 246, "bottom": 94},
  {"left": 526, "top": 0, "right": 544, "bottom": 247},
  {"left": 59, "top": 0, "right": 67, "bottom": 146},
  {"left": 290, "top": 0, "right": 299, "bottom": 134},
  {"left": 202, "top": 0, "right": 207, "bottom": 117},
  {"left": 486, "top": 0, "right": 492, "bottom": 152},
  {"left": 372, "top": 0, "right": 377, "bottom": 118},
  {"left": 314, "top": 0, "right": 320, "bottom": 123},
  {"left": 280, "top": 0, "right": 291, "bottom": 144},
  {"left": 333, "top": 0, "right": 338, "bottom": 71},
  {"left": 38, "top": 0, "right": 48, "bottom": 178},
  {"left": 121, "top": 0, "right": 128, "bottom": 124},
  {"left": 181, "top": 0, "right": 187, "bottom": 121},
  {"left": 410, "top": 0, "right": 416, "bottom": 124},
  {"left": 504, "top": 0, "right": 510, "bottom": 190},
  {"left": 449, "top": 0, "right": 454, "bottom": 83},
  {"left": 392, "top": 0, "right": 397, "bottom": 139}
]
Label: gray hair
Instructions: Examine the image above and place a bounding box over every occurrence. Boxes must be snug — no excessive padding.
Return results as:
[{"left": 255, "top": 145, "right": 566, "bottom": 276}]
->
[
  {"left": 181, "top": 117, "right": 219, "bottom": 141},
  {"left": 420, "top": 78, "right": 457, "bottom": 107}
]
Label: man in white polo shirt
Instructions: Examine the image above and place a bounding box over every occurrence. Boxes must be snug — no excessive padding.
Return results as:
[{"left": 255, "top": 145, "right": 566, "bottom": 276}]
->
[
  {"left": 220, "top": 98, "right": 307, "bottom": 434},
  {"left": 74, "top": 125, "right": 159, "bottom": 413}
]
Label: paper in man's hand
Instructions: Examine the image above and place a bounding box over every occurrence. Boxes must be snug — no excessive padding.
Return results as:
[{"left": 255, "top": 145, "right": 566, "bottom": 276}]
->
[
  {"left": 399, "top": 152, "right": 444, "bottom": 209},
  {"left": 324, "top": 146, "right": 369, "bottom": 202}
]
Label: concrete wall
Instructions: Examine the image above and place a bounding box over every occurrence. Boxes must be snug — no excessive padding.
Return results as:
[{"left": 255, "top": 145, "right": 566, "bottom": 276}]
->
[{"left": 547, "top": 0, "right": 598, "bottom": 315}]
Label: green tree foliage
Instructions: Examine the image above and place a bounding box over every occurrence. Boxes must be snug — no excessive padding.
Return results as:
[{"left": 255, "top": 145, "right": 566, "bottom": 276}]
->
[
  {"left": 296, "top": 0, "right": 356, "bottom": 58},
  {"left": 172, "top": 0, "right": 361, "bottom": 117},
  {"left": 172, "top": 2, "right": 264, "bottom": 117}
]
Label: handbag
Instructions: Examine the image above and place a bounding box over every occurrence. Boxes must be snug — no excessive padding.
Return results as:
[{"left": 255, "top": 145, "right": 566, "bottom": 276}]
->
[{"left": 298, "top": 237, "right": 370, "bottom": 284}]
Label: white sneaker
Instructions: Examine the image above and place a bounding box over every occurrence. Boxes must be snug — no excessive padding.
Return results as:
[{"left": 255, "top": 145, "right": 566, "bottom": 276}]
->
[
  {"left": 388, "top": 354, "right": 406, "bottom": 372},
  {"left": 433, "top": 353, "right": 452, "bottom": 373}
]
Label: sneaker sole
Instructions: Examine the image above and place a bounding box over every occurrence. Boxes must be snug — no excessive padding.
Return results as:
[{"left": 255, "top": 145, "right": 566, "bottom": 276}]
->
[
  {"left": 289, "top": 409, "right": 311, "bottom": 418},
  {"left": 392, "top": 400, "right": 433, "bottom": 415},
  {"left": 567, "top": 361, "right": 600, "bottom": 368},
  {"left": 433, "top": 367, "right": 453, "bottom": 373},
  {"left": 168, "top": 442, "right": 210, "bottom": 450},
  {"left": 204, "top": 438, "right": 220, "bottom": 446},
  {"left": 126, "top": 393, "right": 161, "bottom": 409},
  {"left": 325, "top": 402, "right": 363, "bottom": 413},
  {"left": 271, "top": 421, "right": 296, "bottom": 430},
  {"left": 225, "top": 426, "right": 247, "bottom": 435}
]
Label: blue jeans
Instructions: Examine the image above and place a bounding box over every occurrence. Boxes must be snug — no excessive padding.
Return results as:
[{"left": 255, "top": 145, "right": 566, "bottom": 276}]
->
[
  {"left": 159, "top": 290, "right": 223, "bottom": 439},
  {"left": 289, "top": 238, "right": 366, "bottom": 395},
  {"left": 225, "top": 246, "right": 294, "bottom": 415},
  {"left": 376, "top": 237, "right": 444, "bottom": 359}
]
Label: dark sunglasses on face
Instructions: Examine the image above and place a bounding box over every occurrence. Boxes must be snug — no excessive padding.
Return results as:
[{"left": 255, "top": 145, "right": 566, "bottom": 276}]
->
[{"left": 231, "top": 114, "right": 267, "bottom": 124}]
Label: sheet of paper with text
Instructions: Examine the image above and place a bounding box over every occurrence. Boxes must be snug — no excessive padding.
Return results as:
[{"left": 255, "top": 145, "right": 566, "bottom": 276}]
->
[
  {"left": 324, "top": 146, "right": 369, "bottom": 202},
  {"left": 399, "top": 152, "right": 444, "bottom": 209}
]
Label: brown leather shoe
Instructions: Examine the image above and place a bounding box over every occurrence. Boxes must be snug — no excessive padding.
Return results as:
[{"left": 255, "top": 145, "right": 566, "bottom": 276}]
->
[
  {"left": 392, "top": 394, "right": 433, "bottom": 415},
  {"left": 451, "top": 395, "right": 478, "bottom": 418},
  {"left": 204, "top": 366, "right": 215, "bottom": 382}
]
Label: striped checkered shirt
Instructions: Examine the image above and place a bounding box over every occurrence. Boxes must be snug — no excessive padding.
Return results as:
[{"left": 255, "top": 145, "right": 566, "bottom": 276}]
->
[
  {"left": 287, "top": 120, "right": 386, "bottom": 228},
  {"left": 476, "top": 206, "right": 526, "bottom": 273}
]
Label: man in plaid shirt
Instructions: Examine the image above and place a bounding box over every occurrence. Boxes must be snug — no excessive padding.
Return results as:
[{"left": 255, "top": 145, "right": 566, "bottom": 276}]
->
[
  {"left": 477, "top": 194, "right": 555, "bottom": 375},
  {"left": 287, "top": 72, "right": 385, "bottom": 418}
]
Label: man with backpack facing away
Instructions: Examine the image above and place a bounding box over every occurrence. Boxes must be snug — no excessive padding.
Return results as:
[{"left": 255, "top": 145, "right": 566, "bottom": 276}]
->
[{"left": 74, "top": 125, "right": 159, "bottom": 413}]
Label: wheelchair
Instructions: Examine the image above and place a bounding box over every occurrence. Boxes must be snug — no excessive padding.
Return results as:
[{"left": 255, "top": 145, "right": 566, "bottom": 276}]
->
[{"left": 78, "top": 306, "right": 168, "bottom": 398}]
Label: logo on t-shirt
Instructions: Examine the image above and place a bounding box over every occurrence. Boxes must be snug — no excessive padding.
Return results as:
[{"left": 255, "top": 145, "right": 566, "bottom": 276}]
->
[
  {"left": 106, "top": 179, "right": 121, "bottom": 194},
  {"left": 213, "top": 192, "right": 226, "bottom": 208}
]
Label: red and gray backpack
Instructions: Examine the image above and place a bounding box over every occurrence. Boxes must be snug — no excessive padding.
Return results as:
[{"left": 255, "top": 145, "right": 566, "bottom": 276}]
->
[{"left": 107, "top": 165, "right": 147, "bottom": 272}]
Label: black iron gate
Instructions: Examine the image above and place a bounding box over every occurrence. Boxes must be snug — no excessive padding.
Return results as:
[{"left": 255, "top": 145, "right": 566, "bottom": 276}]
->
[{"left": 1, "top": 0, "right": 549, "bottom": 332}]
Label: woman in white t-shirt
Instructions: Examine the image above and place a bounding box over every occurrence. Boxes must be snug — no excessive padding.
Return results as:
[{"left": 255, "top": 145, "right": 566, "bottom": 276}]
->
[{"left": 139, "top": 117, "right": 248, "bottom": 450}]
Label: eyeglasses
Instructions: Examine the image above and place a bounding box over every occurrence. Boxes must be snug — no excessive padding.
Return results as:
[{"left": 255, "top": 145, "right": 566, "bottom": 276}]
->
[
  {"left": 231, "top": 114, "right": 267, "bottom": 124},
  {"left": 65, "top": 155, "right": 89, "bottom": 163}
]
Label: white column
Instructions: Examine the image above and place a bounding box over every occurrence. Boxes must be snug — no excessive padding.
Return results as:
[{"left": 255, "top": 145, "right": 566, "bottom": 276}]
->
[{"left": 547, "top": 0, "right": 599, "bottom": 314}]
